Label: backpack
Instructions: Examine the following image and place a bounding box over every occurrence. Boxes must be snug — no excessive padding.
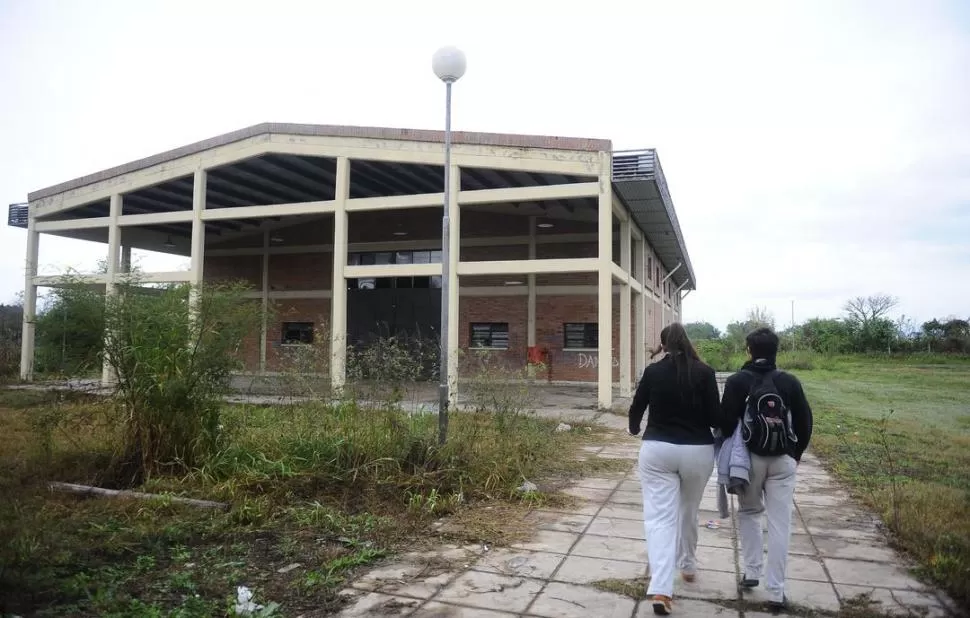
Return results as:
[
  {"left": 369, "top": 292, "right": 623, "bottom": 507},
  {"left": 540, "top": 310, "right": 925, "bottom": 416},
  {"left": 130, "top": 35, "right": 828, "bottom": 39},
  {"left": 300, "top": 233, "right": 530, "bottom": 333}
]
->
[{"left": 740, "top": 369, "right": 798, "bottom": 457}]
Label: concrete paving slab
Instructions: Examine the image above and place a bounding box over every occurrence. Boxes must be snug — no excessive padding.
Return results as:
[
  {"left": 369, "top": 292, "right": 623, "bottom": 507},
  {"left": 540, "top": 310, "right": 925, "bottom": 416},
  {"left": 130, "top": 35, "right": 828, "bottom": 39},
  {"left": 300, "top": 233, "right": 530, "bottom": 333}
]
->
[
  {"left": 597, "top": 504, "right": 643, "bottom": 521},
  {"left": 573, "top": 477, "right": 624, "bottom": 490},
  {"left": 435, "top": 571, "right": 543, "bottom": 614},
  {"left": 586, "top": 515, "right": 646, "bottom": 540},
  {"left": 413, "top": 602, "right": 516, "bottom": 617},
  {"left": 562, "top": 486, "right": 613, "bottom": 502},
  {"left": 634, "top": 598, "right": 739, "bottom": 616},
  {"left": 784, "top": 554, "right": 829, "bottom": 583},
  {"left": 675, "top": 568, "right": 739, "bottom": 601},
  {"left": 694, "top": 545, "right": 737, "bottom": 573},
  {"left": 352, "top": 561, "right": 454, "bottom": 599},
  {"left": 786, "top": 533, "right": 818, "bottom": 556},
  {"left": 471, "top": 548, "right": 565, "bottom": 580},
  {"left": 571, "top": 533, "right": 648, "bottom": 563},
  {"left": 528, "top": 581, "right": 636, "bottom": 618},
  {"left": 553, "top": 554, "right": 647, "bottom": 584},
  {"left": 811, "top": 535, "right": 900, "bottom": 562},
  {"left": 836, "top": 584, "right": 948, "bottom": 617},
  {"left": 743, "top": 579, "right": 841, "bottom": 613},
  {"left": 546, "top": 502, "right": 602, "bottom": 516},
  {"left": 606, "top": 489, "right": 643, "bottom": 506},
  {"left": 510, "top": 530, "right": 579, "bottom": 554},
  {"left": 524, "top": 510, "right": 593, "bottom": 534},
  {"left": 824, "top": 557, "right": 927, "bottom": 590},
  {"left": 337, "top": 591, "right": 422, "bottom": 616}
]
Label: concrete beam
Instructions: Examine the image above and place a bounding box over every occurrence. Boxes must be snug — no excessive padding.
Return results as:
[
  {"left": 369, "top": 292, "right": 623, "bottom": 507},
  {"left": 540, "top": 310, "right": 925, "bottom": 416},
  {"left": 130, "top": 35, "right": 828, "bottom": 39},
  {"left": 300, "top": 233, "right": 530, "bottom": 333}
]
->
[{"left": 457, "top": 258, "right": 598, "bottom": 277}]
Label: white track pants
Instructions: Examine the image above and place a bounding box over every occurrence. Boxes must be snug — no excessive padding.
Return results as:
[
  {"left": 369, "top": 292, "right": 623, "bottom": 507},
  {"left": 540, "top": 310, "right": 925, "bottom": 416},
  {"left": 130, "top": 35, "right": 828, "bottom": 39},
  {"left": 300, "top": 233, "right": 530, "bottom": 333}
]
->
[
  {"left": 638, "top": 440, "right": 714, "bottom": 597},
  {"left": 737, "top": 453, "right": 798, "bottom": 603}
]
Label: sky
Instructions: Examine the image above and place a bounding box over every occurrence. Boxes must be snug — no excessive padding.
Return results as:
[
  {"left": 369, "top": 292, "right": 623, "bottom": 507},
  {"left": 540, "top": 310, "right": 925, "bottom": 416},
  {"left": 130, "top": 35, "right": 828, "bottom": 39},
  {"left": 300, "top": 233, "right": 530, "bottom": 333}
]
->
[{"left": 0, "top": 0, "right": 967, "bottom": 331}]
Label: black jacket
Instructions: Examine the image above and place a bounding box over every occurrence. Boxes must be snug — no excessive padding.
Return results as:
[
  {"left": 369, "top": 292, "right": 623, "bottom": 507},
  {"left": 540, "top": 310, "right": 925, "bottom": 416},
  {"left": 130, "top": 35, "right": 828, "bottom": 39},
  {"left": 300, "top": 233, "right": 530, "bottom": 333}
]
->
[
  {"left": 628, "top": 354, "right": 721, "bottom": 445},
  {"left": 719, "top": 359, "right": 814, "bottom": 461}
]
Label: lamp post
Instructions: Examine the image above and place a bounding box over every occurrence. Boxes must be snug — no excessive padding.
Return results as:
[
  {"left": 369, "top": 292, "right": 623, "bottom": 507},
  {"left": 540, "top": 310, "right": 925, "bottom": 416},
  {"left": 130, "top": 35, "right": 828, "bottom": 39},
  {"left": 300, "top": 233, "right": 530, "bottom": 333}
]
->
[{"left": 432, "top": 45, "right": 466, "bottom": 445}]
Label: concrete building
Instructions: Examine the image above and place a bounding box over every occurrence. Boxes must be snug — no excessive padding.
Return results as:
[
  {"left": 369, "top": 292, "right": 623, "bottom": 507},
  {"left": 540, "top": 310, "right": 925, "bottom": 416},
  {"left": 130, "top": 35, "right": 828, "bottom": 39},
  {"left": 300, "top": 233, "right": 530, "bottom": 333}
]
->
[{"left": 8, "top": 123, "right": 695, "bottom": 409}]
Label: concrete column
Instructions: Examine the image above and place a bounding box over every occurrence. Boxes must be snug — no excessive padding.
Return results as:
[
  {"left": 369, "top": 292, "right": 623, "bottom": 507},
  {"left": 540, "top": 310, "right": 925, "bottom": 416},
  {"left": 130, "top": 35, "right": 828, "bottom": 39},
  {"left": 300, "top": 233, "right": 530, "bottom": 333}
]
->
[
  {"left": 188, "top": 169, "right": 206, "bottom": 317},
  {"left": 596, "top": 152, "right": 613, "bottom": 410},
  {"left": 527, "top": 216, "right": 537, "bottom": 348},
  {"left": 619, "top": 218, "right": 632, "bottom": 397},
  {"left": 330, "top": 157, "right": 350, "bottom": 392},
  {"left": 259, "top": 230, "right": 269, "bottom": 373},
  {"left": 633, "top": 235, "right": 646, "bottom": 375},
  {"left": 19, "top": 218, "right": 39, "bottom": 382},
  {"left": 121, "top": 246, "right": 132, "bottom": 273},
  {"left": 446, "top": 164, "right": 460, "bottom": 405},
  {"left": 101, "top": 193, "right": 122, "bottom": 386}
]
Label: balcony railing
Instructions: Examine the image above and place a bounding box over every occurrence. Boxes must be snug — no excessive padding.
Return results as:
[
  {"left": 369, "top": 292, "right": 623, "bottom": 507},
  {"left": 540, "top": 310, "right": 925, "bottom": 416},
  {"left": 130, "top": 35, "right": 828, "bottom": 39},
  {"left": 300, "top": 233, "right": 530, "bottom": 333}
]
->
[{"left": 8, "top": 203, "right": 28, "bottom": 228}]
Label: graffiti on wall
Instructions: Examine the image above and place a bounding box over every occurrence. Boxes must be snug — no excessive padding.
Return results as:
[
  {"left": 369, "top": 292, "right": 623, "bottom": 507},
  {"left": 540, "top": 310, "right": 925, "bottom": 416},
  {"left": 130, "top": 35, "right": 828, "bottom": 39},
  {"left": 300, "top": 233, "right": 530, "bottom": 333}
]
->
[{"left": 576, "top": 353, "right": 620, "bottom": 369}]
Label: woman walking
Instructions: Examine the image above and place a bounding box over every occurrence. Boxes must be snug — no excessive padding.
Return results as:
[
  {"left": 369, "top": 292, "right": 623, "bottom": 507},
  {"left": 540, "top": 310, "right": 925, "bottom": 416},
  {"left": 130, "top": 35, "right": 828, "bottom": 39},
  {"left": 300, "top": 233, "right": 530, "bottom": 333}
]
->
[{"left": 628, "top": 323, "right": 721, "bottom": 615}]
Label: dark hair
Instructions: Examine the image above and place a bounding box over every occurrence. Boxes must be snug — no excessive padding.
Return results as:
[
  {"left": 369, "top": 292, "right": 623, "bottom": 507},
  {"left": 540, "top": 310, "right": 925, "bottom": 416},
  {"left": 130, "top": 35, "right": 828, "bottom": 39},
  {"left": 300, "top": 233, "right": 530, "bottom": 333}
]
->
[
  {"left": 663, "top": 323, "right": 700, "bottom": 393},
  {"left": 746, "top": 327, "right": 780, "bottom": 360}
]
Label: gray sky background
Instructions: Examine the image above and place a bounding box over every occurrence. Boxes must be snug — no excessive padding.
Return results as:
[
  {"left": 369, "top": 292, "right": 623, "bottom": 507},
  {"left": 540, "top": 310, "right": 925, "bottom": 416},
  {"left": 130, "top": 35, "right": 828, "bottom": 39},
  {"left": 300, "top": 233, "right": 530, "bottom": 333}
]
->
[{"left": 1, "top": 0, "right": 967, "bottom": 331}]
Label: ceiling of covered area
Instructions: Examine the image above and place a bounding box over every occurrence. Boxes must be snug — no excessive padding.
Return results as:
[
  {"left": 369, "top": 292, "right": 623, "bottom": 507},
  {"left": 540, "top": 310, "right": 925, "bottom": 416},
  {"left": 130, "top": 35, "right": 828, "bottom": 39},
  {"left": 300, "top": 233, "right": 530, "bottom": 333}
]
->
[{"left": 33, "top": 153, "right": 598, "bottom": 256}]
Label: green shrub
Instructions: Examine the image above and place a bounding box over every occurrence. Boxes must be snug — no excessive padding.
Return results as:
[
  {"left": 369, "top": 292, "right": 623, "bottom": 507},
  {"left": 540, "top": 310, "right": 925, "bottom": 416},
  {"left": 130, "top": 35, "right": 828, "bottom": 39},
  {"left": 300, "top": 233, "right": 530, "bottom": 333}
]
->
[{"left": 102, "top": 281, "right": 261, "bottom": 481}]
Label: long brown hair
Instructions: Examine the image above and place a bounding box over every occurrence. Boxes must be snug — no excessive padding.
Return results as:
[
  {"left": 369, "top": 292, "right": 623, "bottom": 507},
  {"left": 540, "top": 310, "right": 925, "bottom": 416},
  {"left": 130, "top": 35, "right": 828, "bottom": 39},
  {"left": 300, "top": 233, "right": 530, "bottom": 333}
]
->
[{"left": 661, "top": 322, "right": 701, "bottom": 394}]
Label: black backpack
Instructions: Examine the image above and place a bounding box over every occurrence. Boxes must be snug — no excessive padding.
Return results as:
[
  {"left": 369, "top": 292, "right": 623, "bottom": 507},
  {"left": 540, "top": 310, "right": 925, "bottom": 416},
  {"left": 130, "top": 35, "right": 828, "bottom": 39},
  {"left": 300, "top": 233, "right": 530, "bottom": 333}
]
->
[{"left": 740, "top": 369, "right": 798, "bottom": 457}]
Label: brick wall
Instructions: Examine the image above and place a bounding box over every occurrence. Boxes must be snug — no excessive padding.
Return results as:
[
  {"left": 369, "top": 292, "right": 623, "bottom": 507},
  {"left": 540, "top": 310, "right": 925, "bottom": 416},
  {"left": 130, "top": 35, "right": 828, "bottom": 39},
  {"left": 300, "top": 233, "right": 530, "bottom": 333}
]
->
[{"left": 204, "top": 214, "right": 674, "bottom": 384}]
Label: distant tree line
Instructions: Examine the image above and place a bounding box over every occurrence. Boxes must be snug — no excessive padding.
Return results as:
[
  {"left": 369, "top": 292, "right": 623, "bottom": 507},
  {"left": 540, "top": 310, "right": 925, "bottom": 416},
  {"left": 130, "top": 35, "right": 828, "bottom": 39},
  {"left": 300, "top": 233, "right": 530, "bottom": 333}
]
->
[{"left": 686, "top": 294, "right": 969, "bottom": 357}]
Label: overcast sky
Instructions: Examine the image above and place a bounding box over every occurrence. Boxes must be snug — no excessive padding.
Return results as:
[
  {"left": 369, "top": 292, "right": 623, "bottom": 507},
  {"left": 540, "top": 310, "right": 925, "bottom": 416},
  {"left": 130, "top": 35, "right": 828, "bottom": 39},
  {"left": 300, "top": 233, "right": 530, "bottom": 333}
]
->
[{"left": 1, "top": 0, "right": 967, "bottom": 330}]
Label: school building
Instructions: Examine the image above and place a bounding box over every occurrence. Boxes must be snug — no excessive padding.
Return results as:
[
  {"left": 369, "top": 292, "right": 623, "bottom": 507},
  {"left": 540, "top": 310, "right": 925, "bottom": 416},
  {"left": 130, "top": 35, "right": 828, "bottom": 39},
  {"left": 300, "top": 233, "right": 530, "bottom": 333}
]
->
[{"left": 9, "top": 123, "right": 695, "bottom": 409}]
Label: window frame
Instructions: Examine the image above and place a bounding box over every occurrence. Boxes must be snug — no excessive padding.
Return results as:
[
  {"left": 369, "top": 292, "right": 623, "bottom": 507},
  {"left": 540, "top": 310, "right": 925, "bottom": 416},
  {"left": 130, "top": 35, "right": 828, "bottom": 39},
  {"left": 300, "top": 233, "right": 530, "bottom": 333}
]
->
[
  {"left": 469, "top": 322, "right": 510, "bottom": 350},
  {"left": 563, "top": 322, "right": 599, "bottom": 351},
  {"left": 281, "top": 321, "right": 315, "bottom": 345}
]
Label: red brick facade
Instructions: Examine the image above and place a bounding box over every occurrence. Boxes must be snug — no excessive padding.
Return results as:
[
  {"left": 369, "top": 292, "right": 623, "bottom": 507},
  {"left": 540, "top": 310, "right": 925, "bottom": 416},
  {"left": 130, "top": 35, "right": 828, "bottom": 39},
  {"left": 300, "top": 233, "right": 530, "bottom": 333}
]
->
[{"left": 204, "top": 210, "right": 682, "bottom": 384}]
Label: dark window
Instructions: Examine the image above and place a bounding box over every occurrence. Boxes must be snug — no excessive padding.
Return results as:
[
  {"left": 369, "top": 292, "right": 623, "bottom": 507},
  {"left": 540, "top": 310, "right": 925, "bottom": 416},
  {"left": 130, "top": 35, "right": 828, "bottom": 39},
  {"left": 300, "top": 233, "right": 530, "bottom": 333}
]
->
[
  {"left": 470, "top": 322, "right": 509, "bottom": 349},
  {"left": 647, "top": 256, "right": 653, "bottom": 282},
  {"left": 282, "top": 322, "right": 314, "bottom": 344},
  {"left": 564, "top": 322, "right": 598, "bottom": 349}
]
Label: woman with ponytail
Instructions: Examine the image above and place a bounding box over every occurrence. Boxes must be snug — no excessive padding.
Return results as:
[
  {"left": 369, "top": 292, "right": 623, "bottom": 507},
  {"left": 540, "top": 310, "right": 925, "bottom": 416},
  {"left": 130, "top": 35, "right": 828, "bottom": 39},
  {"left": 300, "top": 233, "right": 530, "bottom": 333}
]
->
[{"left": 628, "top": 323, "right": 721, "bottom": 615}]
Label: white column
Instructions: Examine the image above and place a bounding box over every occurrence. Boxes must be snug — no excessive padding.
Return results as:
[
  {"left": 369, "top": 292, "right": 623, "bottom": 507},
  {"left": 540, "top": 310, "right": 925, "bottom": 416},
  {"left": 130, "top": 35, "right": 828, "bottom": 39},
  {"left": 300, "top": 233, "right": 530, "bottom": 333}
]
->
[
  {"left": 188, "top": 169, "right": 206, "bottom": 322},
  {"left": 101, "top": 193, "right": 122, "bottom": 386},
  {"left": 634, "top": 236, "right": 646, "bottom": 376},
  {"left": 446, "top": 164, "right": 460, "bottom": 405},
  {"left": 597, "top": 152, "right": 613, "bottom": 409},
  {"left": 259, "top": 230, "right": 270, "bottom": 373},
  {"left": 330, "top": 157, "right": 350, "bottom": 392},
  {"left": 527, "top": 215, "right": 537, "bottom": 349},
  {"left": 19, "top": 218, "right": 39, "bottom": 381},
  {"left": 619, "top": 218, "right": 632, "bottom": 397}
]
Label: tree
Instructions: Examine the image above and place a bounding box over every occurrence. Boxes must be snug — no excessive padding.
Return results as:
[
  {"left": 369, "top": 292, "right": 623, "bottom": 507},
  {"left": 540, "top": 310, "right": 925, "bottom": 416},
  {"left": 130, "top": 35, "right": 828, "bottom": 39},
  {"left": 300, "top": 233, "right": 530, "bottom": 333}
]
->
[
  {"left": 684, "top": 321, "right": 721, "bottom": 340},
  {"left": 745, "top": 306, "right": 776, "bottom": 331},
  {"left": 843, "top": 294, "right": 899, "bottom": 328}
]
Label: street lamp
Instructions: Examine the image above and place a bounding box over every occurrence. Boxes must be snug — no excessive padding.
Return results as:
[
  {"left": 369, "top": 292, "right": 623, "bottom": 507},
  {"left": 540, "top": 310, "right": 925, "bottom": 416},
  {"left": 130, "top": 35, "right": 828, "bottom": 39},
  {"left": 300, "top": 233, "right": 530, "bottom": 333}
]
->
[{"left": 432, "top": 45, "right": 466, "bottom": 445}]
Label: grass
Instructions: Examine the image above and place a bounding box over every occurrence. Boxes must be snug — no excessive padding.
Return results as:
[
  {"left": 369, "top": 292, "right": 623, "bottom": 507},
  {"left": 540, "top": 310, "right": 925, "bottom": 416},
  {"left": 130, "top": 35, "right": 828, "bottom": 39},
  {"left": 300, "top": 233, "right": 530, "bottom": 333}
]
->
[
  {"left": 795, "top": 357, "right": 970, "bottom": 611},
  {"left": 0, "top": 388, "right": 615, "bottom": 616}
]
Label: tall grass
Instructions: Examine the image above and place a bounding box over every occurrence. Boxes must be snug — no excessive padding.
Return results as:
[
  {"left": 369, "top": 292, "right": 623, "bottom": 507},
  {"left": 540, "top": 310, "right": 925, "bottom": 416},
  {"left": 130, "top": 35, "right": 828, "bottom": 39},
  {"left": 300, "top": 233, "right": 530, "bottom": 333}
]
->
[{"left": 102, "top": 281, "right": 261, "bottom": 482}]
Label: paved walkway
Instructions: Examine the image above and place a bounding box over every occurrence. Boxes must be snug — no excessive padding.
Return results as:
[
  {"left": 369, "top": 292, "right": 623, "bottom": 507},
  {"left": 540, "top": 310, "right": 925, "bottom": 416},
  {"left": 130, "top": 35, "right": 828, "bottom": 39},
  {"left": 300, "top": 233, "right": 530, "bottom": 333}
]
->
[{"left": 336, "top": 417, "right": 956, "bottom": 617}]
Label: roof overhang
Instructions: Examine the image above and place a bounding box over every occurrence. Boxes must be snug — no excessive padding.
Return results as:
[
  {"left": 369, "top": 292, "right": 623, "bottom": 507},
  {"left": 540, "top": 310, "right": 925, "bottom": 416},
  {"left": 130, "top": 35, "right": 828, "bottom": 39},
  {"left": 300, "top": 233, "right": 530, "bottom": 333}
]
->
[{"left": 612, "top": 150, "right": 695, "bottom": 290}]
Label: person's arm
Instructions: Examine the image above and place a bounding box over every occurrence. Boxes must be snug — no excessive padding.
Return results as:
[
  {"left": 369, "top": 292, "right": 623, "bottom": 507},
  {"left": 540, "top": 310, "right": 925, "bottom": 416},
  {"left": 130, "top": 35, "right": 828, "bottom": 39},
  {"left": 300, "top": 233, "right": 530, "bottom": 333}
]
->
[
  {"left": 702, "top": 367, "right": 722, "bottom": 430},
  {"left": 628, "top": 369, "right": 651, "bottom": 435},
  {"left": 789, "top": 378, "right": 814, "bottom": 462},
  {"left": 718, "top": 375, "right": 745, "bottom": 437}
]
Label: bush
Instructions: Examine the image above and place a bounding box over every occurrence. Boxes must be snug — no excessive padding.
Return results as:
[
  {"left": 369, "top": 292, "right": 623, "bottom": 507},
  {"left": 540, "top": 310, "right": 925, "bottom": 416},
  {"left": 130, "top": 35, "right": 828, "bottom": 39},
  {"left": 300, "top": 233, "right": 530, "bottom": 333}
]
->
[{"left": 102, "top": 281, "right": 261, "bottom": 481}]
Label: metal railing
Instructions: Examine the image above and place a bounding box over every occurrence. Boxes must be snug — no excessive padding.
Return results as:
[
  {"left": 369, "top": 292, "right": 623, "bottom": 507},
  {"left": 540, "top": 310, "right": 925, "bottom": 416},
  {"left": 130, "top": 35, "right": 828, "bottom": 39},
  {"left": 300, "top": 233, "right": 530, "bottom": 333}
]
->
[
  {"left": 611, "top": 149, "right": 657, "bottom": 182},
  {"left": 8, "top": 203, "right": 28, "bottom": 228}
]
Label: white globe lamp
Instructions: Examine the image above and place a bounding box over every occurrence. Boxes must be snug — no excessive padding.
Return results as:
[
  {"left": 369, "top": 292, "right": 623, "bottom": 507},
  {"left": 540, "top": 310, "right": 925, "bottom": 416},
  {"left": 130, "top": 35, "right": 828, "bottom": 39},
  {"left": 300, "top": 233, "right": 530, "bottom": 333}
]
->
[{"left": 432, "top": 46, "right": 467, "bottom": 83}]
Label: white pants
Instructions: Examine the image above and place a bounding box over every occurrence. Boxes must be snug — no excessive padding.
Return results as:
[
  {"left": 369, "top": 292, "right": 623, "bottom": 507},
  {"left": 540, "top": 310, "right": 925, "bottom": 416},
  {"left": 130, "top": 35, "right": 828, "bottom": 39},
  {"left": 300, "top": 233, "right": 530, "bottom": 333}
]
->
[
  {"left": 737, "top": 453, "right": 798, "bottom": 603},
  {"left": 638, "top": 440, "right": 714, "bottom": 597}
]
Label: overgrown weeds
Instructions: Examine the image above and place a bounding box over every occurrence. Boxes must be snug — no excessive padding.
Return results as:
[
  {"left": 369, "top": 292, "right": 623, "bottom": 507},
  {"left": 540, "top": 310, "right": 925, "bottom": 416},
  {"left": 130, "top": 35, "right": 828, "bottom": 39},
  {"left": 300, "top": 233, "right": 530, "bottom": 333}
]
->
[{"left": 0, "top": 390, "right": 607, "bottom": 615}]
